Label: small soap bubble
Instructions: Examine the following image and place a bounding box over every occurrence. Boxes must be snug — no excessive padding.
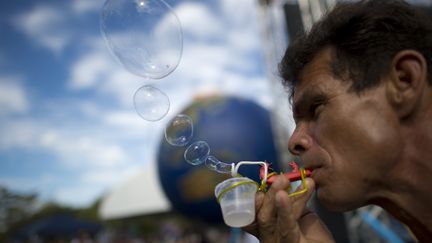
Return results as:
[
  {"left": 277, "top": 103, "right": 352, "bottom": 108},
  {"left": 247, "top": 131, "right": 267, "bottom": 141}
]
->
[
  {"left": 100, "top": 0, "right": 183, "bottom": 79},
  {"left": 216, "top": 162, "right": 232, "bottom": 174},
  {"left": 205, "top": 156, "right": 232, "bottom": 174},
  {"left": 184, "top": 141, "right": 210, "bottom": 165},
  {"left": 205, "top": 155, "right": 220, "bottom": 171},
  {"left": 133, "top": 85, "right": 170, "bottom": 121},
  {"left": 165, "top": 114, "right": 193, "bottom": 146}
]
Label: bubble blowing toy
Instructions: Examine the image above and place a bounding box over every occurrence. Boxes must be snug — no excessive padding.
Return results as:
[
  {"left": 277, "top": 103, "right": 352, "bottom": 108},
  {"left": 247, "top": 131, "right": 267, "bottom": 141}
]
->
[{"left": 214, "top": 160, "right": 312, "bottom": 227}]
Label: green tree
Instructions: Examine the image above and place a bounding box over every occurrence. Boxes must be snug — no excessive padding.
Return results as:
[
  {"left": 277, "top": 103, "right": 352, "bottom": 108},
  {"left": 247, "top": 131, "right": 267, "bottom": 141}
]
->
[{"left": 0, "top": 186, "right": 37, "bottom": 240}]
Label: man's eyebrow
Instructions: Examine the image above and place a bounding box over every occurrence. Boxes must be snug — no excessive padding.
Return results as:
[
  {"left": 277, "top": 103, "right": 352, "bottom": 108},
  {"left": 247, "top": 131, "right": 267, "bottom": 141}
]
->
[{"left": 293, "top": 89, "right": 327, "bottom": 118}]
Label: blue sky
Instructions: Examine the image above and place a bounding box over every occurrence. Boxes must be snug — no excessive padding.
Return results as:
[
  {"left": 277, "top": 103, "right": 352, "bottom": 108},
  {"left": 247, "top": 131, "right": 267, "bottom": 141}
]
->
[{"left": 0, "top": 0, "right": 277, "bottom": 208}]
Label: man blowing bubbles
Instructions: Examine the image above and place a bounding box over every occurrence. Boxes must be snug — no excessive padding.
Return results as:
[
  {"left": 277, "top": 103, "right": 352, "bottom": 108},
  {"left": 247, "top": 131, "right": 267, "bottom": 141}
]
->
[{"left": 244, "top": 0, "right": 432, "bottom": 242}]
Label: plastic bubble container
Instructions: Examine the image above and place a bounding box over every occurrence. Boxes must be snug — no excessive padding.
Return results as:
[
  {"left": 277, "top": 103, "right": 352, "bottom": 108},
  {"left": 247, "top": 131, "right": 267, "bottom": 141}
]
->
[{"left": 215, "top": 177, "right": 258, "bottom": 227}]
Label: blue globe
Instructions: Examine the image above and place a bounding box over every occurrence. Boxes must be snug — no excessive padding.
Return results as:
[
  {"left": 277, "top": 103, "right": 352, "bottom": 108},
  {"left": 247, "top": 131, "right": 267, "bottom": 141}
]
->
[{"left": 157, "top": 95, "right": 281, "bottom": 224}]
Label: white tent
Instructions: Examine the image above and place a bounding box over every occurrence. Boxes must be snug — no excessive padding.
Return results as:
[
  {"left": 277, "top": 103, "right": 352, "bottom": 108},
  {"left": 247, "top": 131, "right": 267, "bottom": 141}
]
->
[{"left": 99, "top": 162, "right": 171, "bottom": 220}]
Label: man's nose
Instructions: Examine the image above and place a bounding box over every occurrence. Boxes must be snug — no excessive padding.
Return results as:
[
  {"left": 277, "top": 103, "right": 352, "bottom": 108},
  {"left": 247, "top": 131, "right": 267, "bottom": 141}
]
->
[{"left": 288, "top": 124, "right": 312, "bottom": 156}]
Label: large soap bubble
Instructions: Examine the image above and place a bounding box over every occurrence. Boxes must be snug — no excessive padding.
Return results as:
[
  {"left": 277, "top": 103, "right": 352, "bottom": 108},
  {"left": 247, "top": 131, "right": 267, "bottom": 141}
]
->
[{"left": 101, "top": 0, "right": 183, "bottom": 79}]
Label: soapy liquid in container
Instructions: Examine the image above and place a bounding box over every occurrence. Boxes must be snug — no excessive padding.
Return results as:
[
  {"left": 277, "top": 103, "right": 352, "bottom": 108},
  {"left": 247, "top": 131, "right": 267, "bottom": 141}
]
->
[{"left": 221, "top": 199, "right": 255, "bottom": 227}]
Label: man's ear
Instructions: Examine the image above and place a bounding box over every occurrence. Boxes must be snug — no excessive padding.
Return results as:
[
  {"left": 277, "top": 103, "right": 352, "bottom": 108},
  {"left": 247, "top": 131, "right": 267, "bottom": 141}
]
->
[{"left": 386, "top": 50, "right": 428, "bottom": 119}]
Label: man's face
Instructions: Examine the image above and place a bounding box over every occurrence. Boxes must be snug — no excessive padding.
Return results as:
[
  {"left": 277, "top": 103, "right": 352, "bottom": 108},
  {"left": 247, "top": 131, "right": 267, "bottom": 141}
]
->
[{"left": 288, "top": 48, "right": 402, "bottom": 211}]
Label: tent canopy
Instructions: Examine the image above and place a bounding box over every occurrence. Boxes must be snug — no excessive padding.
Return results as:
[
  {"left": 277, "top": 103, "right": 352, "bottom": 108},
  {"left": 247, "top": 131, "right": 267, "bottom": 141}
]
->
[{"left": 99, "top": 162, "right": 171, "bottom": 220}]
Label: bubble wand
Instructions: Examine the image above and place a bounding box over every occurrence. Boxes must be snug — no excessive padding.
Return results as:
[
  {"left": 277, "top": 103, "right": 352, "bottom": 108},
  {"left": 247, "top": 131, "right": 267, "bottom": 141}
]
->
[{"left": 214, "top": 160, "right": 312, "bottom": 227}]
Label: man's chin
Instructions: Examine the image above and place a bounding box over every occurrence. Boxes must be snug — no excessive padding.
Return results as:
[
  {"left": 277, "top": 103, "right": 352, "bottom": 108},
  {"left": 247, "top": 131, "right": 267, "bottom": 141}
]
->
[{"left": 317, "top": 188, "right": 361, "bottom": 212}]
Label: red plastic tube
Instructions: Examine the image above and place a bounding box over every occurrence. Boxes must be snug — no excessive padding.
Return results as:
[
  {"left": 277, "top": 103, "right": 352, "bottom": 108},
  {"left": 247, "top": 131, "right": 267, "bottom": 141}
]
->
[
  {"left": 259, "top": 162, "right": 312, "bottom": 185},
  {"left": 264, "top": 170, "right": 312, "bottom": 185}
]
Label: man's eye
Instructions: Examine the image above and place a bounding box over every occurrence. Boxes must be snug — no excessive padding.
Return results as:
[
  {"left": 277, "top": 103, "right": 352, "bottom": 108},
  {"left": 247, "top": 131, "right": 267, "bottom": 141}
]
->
[{"left": 310, "top": 103, "right": 324, "bottom": 118}]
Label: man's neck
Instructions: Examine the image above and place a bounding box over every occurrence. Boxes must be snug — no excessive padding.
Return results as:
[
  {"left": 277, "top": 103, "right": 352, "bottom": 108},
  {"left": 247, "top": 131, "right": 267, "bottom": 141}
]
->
[{"left": 379, "top": 105, "right": 432, "bottom": 241}]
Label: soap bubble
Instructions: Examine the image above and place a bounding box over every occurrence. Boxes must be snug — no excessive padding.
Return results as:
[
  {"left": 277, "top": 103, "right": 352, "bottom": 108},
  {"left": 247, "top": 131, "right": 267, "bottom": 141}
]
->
[
  {"left": 216, "top": 162, "right": 232, "bottom": 174},
  {"left": 205, "top": 155, "right": 232, "bottom": 174},
  {"left": 205, "top": 155, "right": 220, "bottom": 170},
  {"left": 101, "top": 0, "right": 183, "bottom": 79},
  {"left": 133, "top": 85, "right": 170, "bottom": 121},
  {"left": 184, "top": 141, "right": 210, "bottom": 165},
  {"left": 165, "top": 114, "right": 193, "bottom": 146}
]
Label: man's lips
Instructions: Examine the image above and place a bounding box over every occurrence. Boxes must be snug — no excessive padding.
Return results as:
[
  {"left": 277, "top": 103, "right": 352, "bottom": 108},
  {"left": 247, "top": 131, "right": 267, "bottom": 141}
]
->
[
  {"left": 303, "top": 162, "right": 322, "bottom": 171},
  {"left": 308, "top": 166, "right": 324, "bottom": 180}
]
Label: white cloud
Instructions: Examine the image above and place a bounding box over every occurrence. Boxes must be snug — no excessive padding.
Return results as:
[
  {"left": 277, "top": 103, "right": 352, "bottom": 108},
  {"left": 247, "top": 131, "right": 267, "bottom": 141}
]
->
[
  {"left": 226, "top": 28, "right": 261, "bottom": 54},
  {"left": 12, "top": 5, "right": 71, "bottom": 53},
  {"left": 68, "top": 38, "right": 145, "bottom": 107},
  {"left": 175, "top": 2, "right": 224, "bottom": 40},
  {"left": 0, "top": 118, "right": 129, "bottom": 170},
  {"left": 11, "top": 0, "right": 103, "bottom": 54},
  {"left": 38, "top": 130, "right": 128, "bottom": 169},
  {"left": 103, "top": 111, "right": 162, "bottom": 132},
  {"left": 0, "top": 120, "right": 36, "bottom": 149},
  {"left": 0, "top": 76, "right": 29, "bottom": 115},
  {"left": 72, "top": 0, "right": 104, "bottom": 14},
  {"left": 68, "top": 50, "right": 114, "bottom": 89},
  {"left": 100, "top": 70, "right": 146, "bottom": 106},
  {"left": 221, "top": 0, "right": 258, "bottom": 28}
]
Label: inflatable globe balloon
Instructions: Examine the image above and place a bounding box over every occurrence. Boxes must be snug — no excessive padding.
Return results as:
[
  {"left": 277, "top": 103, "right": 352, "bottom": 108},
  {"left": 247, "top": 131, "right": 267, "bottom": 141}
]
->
[{"left": 157, "top": 95, "right": 281, "bottom": 224}]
